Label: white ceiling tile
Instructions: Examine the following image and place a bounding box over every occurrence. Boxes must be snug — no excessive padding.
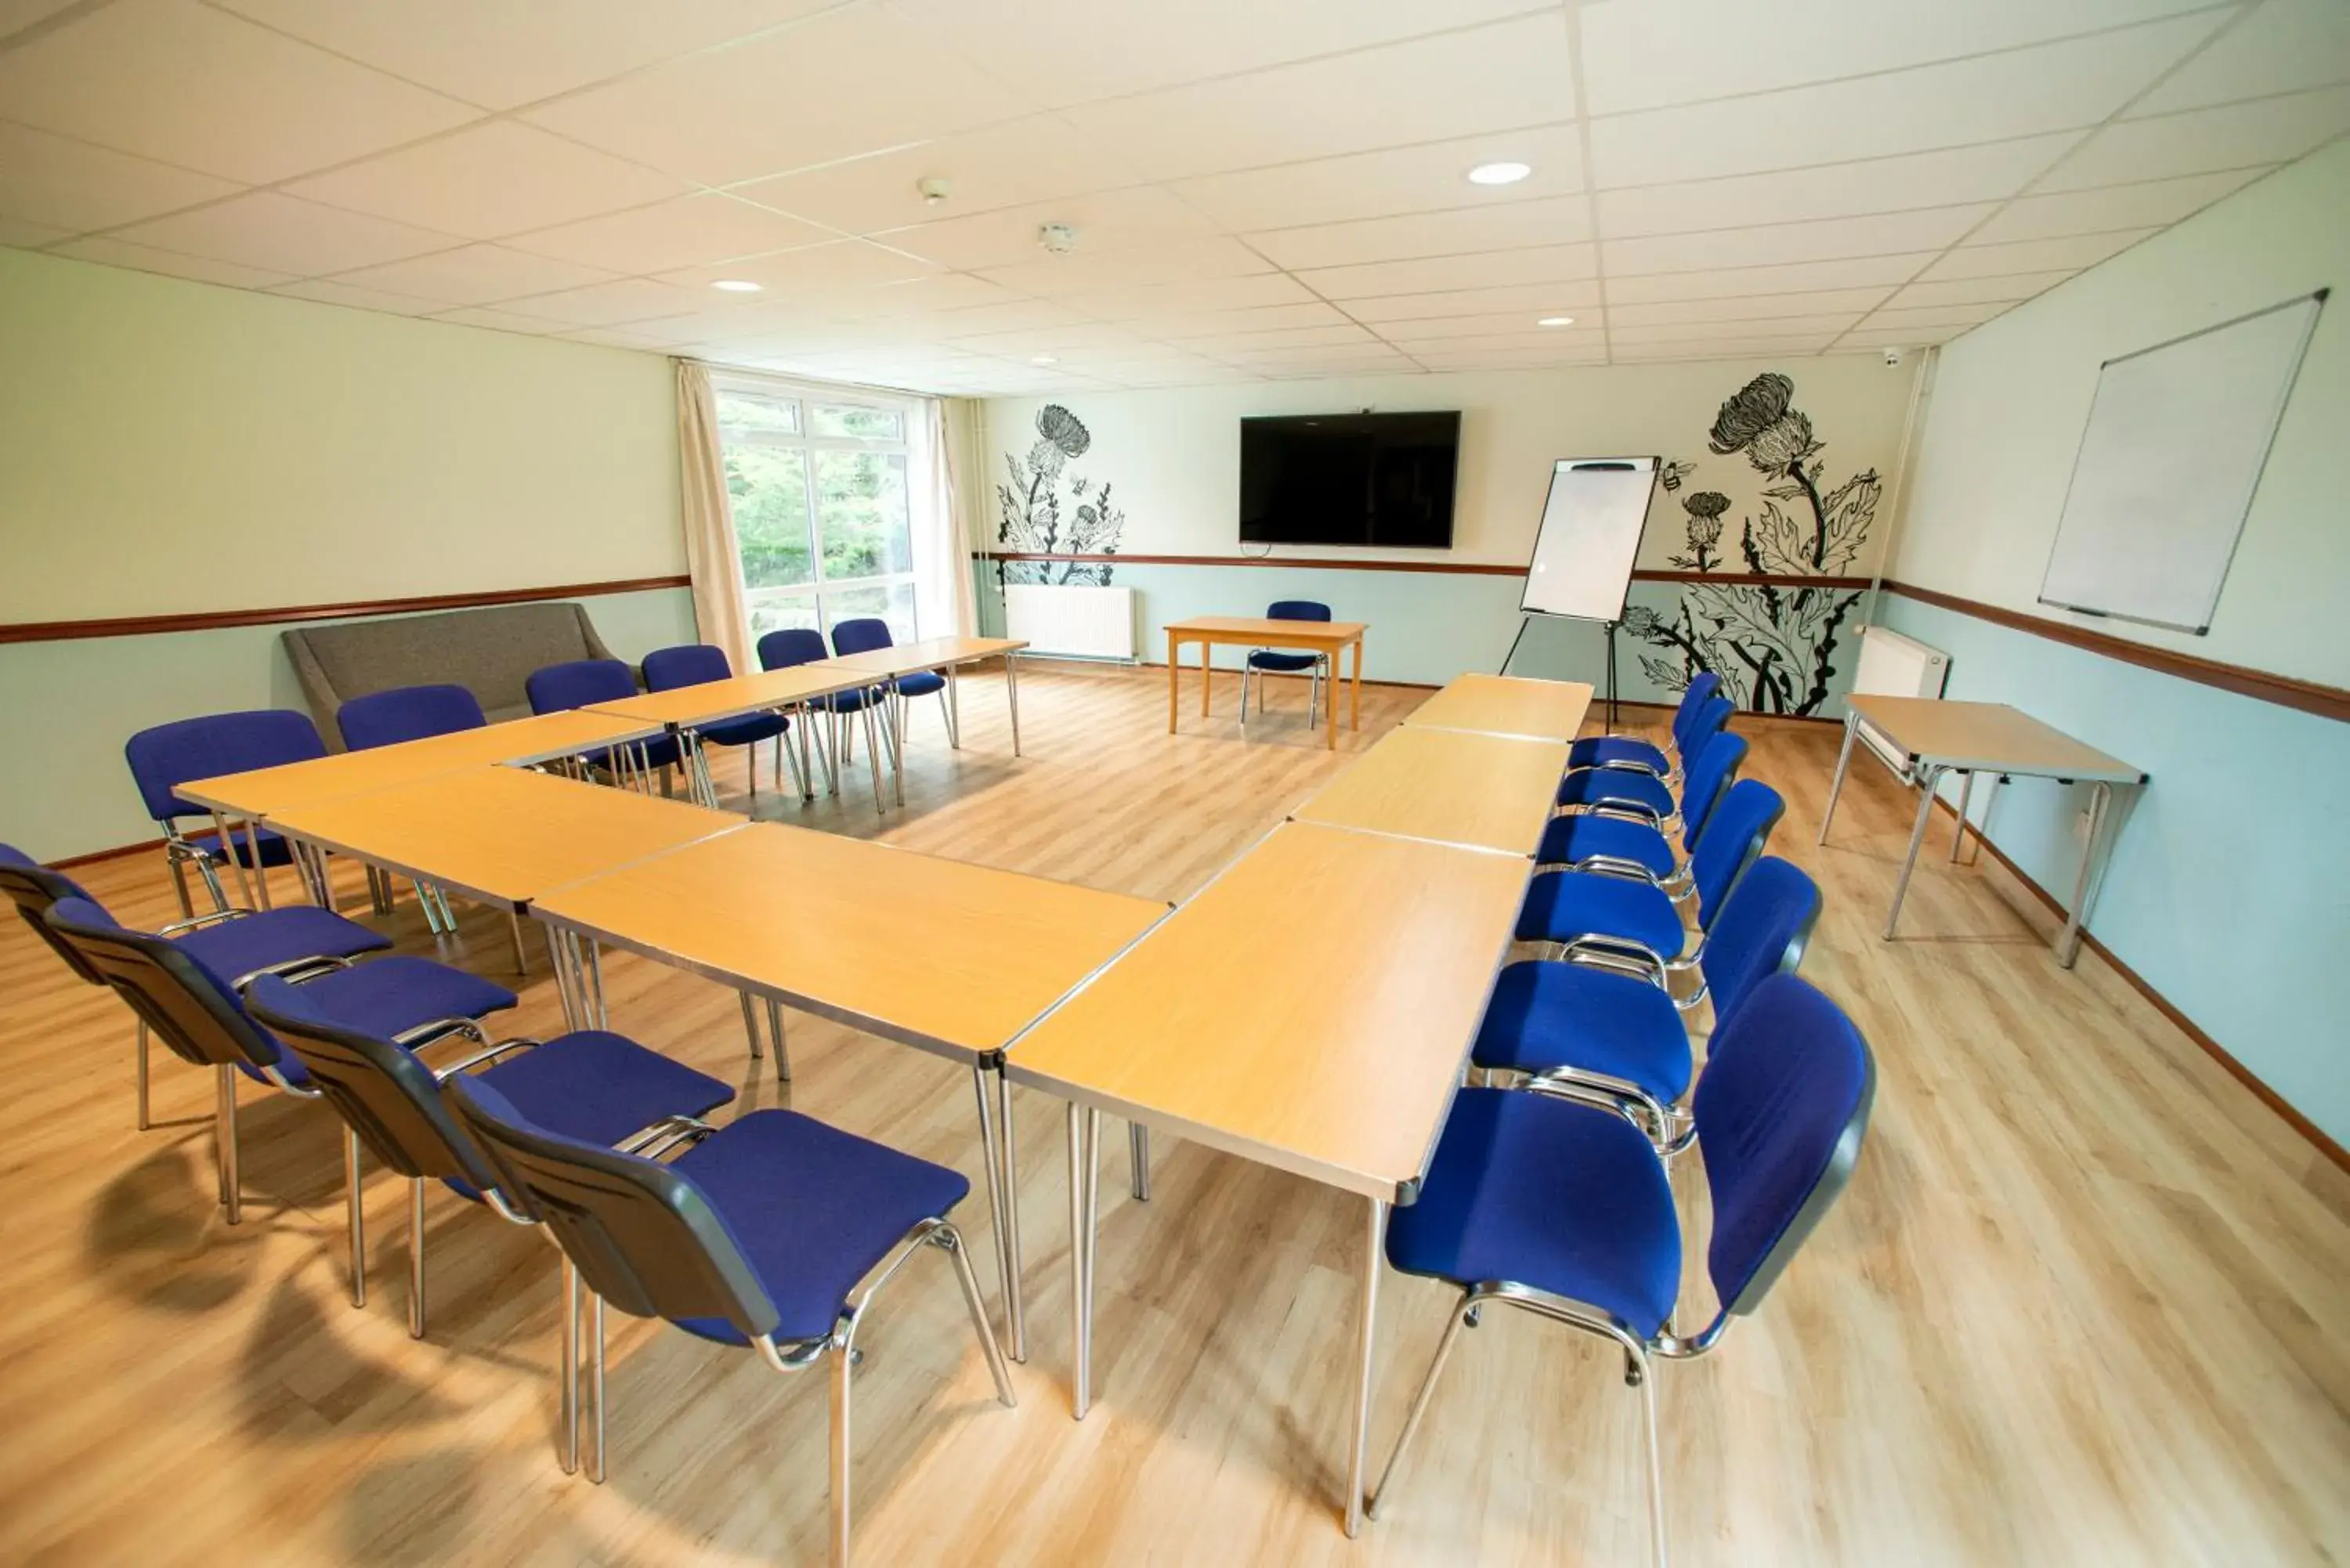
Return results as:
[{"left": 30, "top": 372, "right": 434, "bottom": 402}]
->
[
  {"left": 520, "top": 5, "right": 1014, "bottom": 187},
  {"left": 1607, "top": 206, "right": 1994, "bottom": 276},
  {"left": 1607, "top": 255, "right": 1937, "bottom": 304},
  {"left": 1046, "top": 272, "right": 1315, "bottom": 320},
  {"left": 1856, "top": 302, "right": 2017, "bottom": 331},
  {"left": 1612, "top": 316, "right": 1860, "bottom": 345},
  {"left": 0, "top": 0, "right": 85, "bottom": 38},
  {"left": 2132, "top": 0, "right": 2350, "bottom": 117},
  {"left": 1172, "top": 125, "right": 1585, "bottom": 232},
  {"left": 945, "top": 322, "right": 1166, "bottom": 357},
  {"left": 1606, "top": 289, "right": 1896, "bottom": 327},
  {"left": 284, "top": 121, "right": 685, "bottom": 240},
  {"left": 558, "top": 325, "right": 675, "bottom": 350},
  {"left": 1586, "top": 13, "right": 2230, "bottom": 189},
  {"left": 1581, "top": 0, "right": 2221, "bottom": 117},
  {"left": 506, "top": 193, "right": 839, "bottom": 273},
  {"left": 1922, "top": 229, "right": 2158, "bottom": 280},
  {"left": 1298, "top": 244, "right": 1596, "bottom": 302},
  {"left": 1838, "top": 324, "right": 1971, "bottom": 347},
  {"left": 1343, "top": 280, "right": 1607, "bottom": 323},
  {"left": 659, "top": 239, "right": 942, "bottom": 292},
  {"left": 0, "top": 0, "right": 477, "bottom": 183},
  {"left": 1179, "top": 323, "right": 1381, "bottom": 353},
  {"left": 327, "top": 244, "right": 618, "bottom": 305},
  {"left": 1884, "top": 272, "right": 2081, "bottom": 309},
  {"left": 1967, "top": 168, "right": 2267, "bottom": 245},
  {"left": 2034, "top": 86, "right": 2350, "bottom": 190},
  {"left": 1240, "top": 349, "right": 1423, "bottom": 378},
  {"left": 974, "top": 236, "right": 1272, "bottom": 298},
  {"left": 266, "top": 277, "right": 444, "bottom": 314},
  {"left": 728, "top": 114, "right": 1146, "bottom": 236},
  {"left": 430, "top": 305, "right": 573, "bottom": 334},
  {"left": 884, "top": 0, "right": 1538, "bottom": 110},
  {"left": 843, "top": 274, "right": 1020, "bottom": 316},
  {"left": 0, "top": 121, "right": 243, "bottom": 234},
  {"left": 1595, "top": 136, "right": 2079, "bottom": 240},
  {"left": 1611, "top": 338, "right": 1835, "bottom": 363},
  {"left": 1360, "top": 328, "right": 1600, "bottom": 356},
  {"left": 1412, "top": 346, "right": 1609, "bottom": 370},
  {"left": 1374, "top": 313, "right": 1593, "bottom": 342},
  {"left": 46, "top": 234, "right": 298, "bottom": 287},
  {"left": 210, "top": 0, "right": 842, "bottom": 110},
  {"left": 495, "top": 276, "right": 703, "bottom": 325},
  {"left": 1061, "top": 14, "right": 1576, "bottom": 182},
  {"left": 0, "top": 217, "right": 70, "bottom": 247},
  {"left": 877, "top": 186, "right": 1218, "bottom": 273},
  {"left": 929, "top": 300, "right": 1094, "bottom": 338},
  {"left": 1141, "top": 302, "right": 1356, "bottom": 338},
  {"left": 1247, "top": 197, "right": 1593, "bottom": 272},
  {"left": 107, "top": 192, "right": 464, "bottom": 275}
]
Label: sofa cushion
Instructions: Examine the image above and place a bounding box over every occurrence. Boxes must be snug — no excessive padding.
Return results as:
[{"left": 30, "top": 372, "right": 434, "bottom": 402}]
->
[{"left": 283, "top": 602, "right": 618, "bottom": 747}]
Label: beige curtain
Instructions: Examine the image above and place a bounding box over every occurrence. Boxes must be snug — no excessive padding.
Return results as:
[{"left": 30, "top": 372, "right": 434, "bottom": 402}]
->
[
  {"left": 914, "top": 396, "right": 980, "bottom": 637},
  {"left": 674, "top": 359, "right": 755, "bottom": 674}
]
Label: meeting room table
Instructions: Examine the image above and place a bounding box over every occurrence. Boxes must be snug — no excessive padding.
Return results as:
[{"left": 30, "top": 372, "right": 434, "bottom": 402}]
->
[
  {"left": 1292, "top": 706, "right": 1582, "bottom": 857},
  {"left": 821, "top": 634, "right": 1032, "bottom": 805},
  {"left": 1164, "top": 616, "right": 1367, "bottom": 750},
  {"left": 578, "top": 661, "right": 877, "bottom": 811}
]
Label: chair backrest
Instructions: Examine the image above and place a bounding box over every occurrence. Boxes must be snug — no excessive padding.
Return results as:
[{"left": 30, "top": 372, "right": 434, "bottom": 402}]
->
[
  {"left": 1677, "top": 728, "right": 1748, "bottom": 846},
  {"left": 246, "top": 975, "right": 491, "bottom": 1185},
  {"left": 124, "top": 710, "right": 326, "bottom": 823},
  {"left": 1267, "top": 600, "right": 1332, "bottom": 622},
  {"left": 526, "top": 658, "right": 637, "bottom": 715},
  {"left": 1688, "top": 779, "right": 1784, "bottom": 926},
  {"left": 1677, "top": 672, "right": 1723, "bottom": 720},
  {"left": 1697, "top": 857, "right": 1820, "bottom": 1024},
  {"left": 444, "top": 1074, "right": 782, "bottom": 1339},
  {"left": 642, "top": 644, "right": 734, "bottom": 692},
  {"left": 337, "top": 684, "right": 487, "bottom": 750},
  {"left": 830, "top": 617, "right": 894, "bottom": 657},
  {"left": 1693, "top": 974, "right": 1874, "bottom": 1316},
  {"left": 0, "top": 844, "right": 101, "bottom": 983},
  {"left": 757, "top": 628, "right": 829, "bottom": 670},
  {"left": 1672, "top": 692, "right": 1735, "bottom": 759},
  {"left": 42, "top": 898, "right": 288, "bottom": 1076}
]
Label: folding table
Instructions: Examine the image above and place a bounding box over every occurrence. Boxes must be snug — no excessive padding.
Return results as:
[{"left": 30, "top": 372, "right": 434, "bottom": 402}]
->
[
  {"left": 1400, "top": 671, "right": 1596, "bottom": 742},
  {"left": 578, "top": 663, "right": 877, "bottom": 811},
  {"left": 1292, "top": 721, "right": 1575, "bottom": 856},
  {"left": 822, "top": 635, "right": 1031, "bottom": 806}
]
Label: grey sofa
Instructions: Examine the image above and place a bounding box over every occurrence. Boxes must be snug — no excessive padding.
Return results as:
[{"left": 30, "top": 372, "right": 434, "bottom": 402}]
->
[{"left": 283, "top": 602, "right": 620, "bottom": 748}]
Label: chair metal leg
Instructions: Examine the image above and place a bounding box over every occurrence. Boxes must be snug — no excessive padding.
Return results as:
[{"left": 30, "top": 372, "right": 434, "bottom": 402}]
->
[
  {"left": 862, "top": 705, "right": 886, "bottom": 814},
  {"left": 135, "top": 1021, "right": 150, "bottom": 1131},
  {"left": 1632, "top": 1341, "right": 1668, "bottom": 1568},
  {"left": 938, "top": 1225, "right": 1018, "bottom": 1409},
  {"left": 588, "top": 1291, "right": 607, "bottom": 1484},
  {"left": 1006, "top": 652, "right": 1022, "bottom": 757},
  {"left": 1367, "top": 1290, "right": 1476, "bottom": 1519},
  {"left": 765, "top": 998, "right": 790, "bottom": 1082},
  {"left": 216, "top": 1066, "right": 240, "bottom": 1224},
  {"left": 408, "top": 1178, "right": 428, "bottom": 1339},
  {"left": 560, "top": 1259, "right": 581, "bottom": 1476},
  {"left": 346, "top": 1129, "right": 367, "bottom": 1307},
  {"left": 1128, "top": 1121, "right": 1150, "bottom": 1202},
  {"left": 168, "top": 854, "right": 195, "bottom": 919},
  {"left": 830, "top": 1314, "right": 855, "bottom": 1568},
  {"left": 947, "top": 663, "right": 962, "bottom": 749}
]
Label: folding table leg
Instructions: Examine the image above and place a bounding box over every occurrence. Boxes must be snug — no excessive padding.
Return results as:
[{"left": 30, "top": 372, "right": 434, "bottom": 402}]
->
[
  {"left": 1344, "top": 1194, "right": 1388, "bottom": 1538},
  {"left": 1818, "top": 712, "right": 1861, "bottom": 845},
  {"left": 1884, "top": 764, "right": 1945, "bottom": 940}
]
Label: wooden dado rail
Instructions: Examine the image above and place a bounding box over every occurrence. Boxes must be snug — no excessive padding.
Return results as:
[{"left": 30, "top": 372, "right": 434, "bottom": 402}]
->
[{"left": 0, "top": 575, "right": 695, "bottom": 647}]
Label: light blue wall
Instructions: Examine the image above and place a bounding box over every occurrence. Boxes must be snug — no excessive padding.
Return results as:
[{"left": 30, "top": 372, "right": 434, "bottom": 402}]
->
[
  {"left": 1878, "top": 593, "right": 2350, "bottom": 1146},
  {"left": 0, "top": 587, "right": 698, "bottom": 862}
]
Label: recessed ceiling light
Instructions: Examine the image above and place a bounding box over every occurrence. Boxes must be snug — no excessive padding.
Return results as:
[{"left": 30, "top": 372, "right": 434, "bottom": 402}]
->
[
  {"left": 1538, "top": 316, "right": 1574, "bottom": 327},
  {"left": 1466, "top": 161, "right": 1531, "bottom": 186},
  {"left": 1031, "top": 355, "right": 1059, "bottom": 365},
  {"left": 710, "top": 279, "right": 761, "bottom": 293}
]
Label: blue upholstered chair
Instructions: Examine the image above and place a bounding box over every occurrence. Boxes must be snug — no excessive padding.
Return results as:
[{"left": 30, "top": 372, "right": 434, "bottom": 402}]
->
[
  {"left": 757, "top": 627, "right": 830, "bottom": 671},
  {"left": 125, "top": 710, "right": 326, "bottom": 916},
  {"left": 248, "top": 974, "right": 732, "bottom": 1365},
  {"left": 832, "top": 615, "right": 953, "bottom": 742},
  {"left": 1474, "top": 856, "right": 1822, "bottom": 1150},
  {"left": 1517, "top": 779, "right": 1787, "bottom": 996},
  {"left": 444, "top": 1074, "right": 1017, "bottom": 1554},
  {"left": 337, "top": 684, "right": 487, "bottom": 750},
  {"left": 526, "top": 659, "right": 682, "bottom": 789},
  {"left": 1553, "top": 709, "right": 1740, "bottom": 829},
  {"left": 1538, "top": 725, "right": 1750, "bottom": 892},
  {"left": 0, "top": 842, "right": 393, "bottom": 1129},
  {"left": 1373, "top": 974, "right": 1875, "bottom": 1567},
  {"left": 1240, "top": 600, "right": 1332, "bottom": 726},
  {"left": 43, "top": 896, "right": 515, "bottom": 1225},
  {"left": 643, "top": 644, "right": 804, "bottom": 802},
  {"left": 1567, "top": 673, "right": 1725, "bottom": 781}
]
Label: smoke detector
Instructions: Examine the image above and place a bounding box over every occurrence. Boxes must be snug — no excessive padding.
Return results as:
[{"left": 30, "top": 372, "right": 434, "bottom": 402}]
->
[
  {"left": 916, "top": 177, "right": 952, "bottom": 207},
  {"left": 1038, "top": 222, "right": 1079, "bottom": 255}
]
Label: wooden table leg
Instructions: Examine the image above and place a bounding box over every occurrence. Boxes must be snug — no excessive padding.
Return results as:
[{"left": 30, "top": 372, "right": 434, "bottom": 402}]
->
[
  {"left": 1325, "top": 648, "right": 1340, "bottom": 750},
  {"left": 1200, "top": 638, "right": 1212, "bottom": 718},
  {"left": 1350, "top": 636, "right": 1361, "bottom": 729},
  {"left": 1167, "top": 630, "right": 1180, "bottom": 734}
]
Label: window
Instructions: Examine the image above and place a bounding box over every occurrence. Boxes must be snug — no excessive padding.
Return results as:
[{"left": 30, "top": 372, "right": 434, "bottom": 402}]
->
[{"left": 716, "top": 379, "right": 917, "bottom": 644}]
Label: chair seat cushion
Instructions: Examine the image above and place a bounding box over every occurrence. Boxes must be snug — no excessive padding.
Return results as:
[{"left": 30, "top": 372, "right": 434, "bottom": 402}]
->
[
  {"left": 444, "top": 1031, "right": 735, "bottom": 1201},
  {"left": 1517, "top": 870, "right": 1687, "bottom": 958},
  {"left": 1387, "top": 1088, "right": 1681, "bottom": 1339},
  {"left": 1555, "top": 768, "right": 1676, "bottom": 818},
  {"left": 1247, "top": 651, "right": 1321, "bottom": 672},
  {"left": 1535, "top": 814, "right": 1678, "bottom": 879},
  {"left": 175, "top": 907, "right": 392, "bottom": 984},
  {"left": 1472, "top": 961, "right": 1693, "bottom": 1102},
  {"left": 697, "top": 711, "right": 790, "bottom": 748},
  {"left": 182, "top": 823, "right": 297, "bottom": 869},
  {"left": 1567, "top": 735, "right": 1669, "bottom": 775},
  {"left": 670, "top": 1110, "right": 970, "bottom": 1345},
  {"left": 300, "top": 957, "right": 518, "bottom": 1046},
  {"left": 893, "top": 670, "right": 946, "bottom": 698},
  {"left": 820, "top": 686, "right": 883, "bottom": 714}
]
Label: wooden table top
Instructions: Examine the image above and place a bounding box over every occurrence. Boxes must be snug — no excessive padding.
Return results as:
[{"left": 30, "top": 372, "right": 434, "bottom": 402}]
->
[
  {"left": 1401, "top": 673, "right": 1595, "bottom": 742},
  {"left": 1846, "top": 695, "right": 2146, "bottom": 783},
  {"left": 532, "top": 824, "right": 1170, "bottom": 1063},
  {"left": 824, "top": 635, "right": 1029, "bottom": 676},
  {"left": 1291, "top": 725, "right": 1570, "bottom": 855},
  {"left": 266, "top": 766, "right": 744, "bottom": 910},
  {"left": 1166, "top": 616, "right": 1367, "bottom": 645},
  {"left": 175, "top": 710, "right": 663, "bottom": 818},
  {"left": 1007, "top": 821, "right": 1529, "bottom": 1200},
  {"left": 577, "top": 664, "right": 871, "bottom": 728}
]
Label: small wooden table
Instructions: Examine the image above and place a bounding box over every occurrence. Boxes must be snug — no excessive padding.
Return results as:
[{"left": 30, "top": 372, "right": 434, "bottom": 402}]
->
[
  {"left": 1820, "top": 694, "right": 2147, "bottom": 965},
  {"left": 824, "top": 635, "right": 1031, "bottom": 805},
  {"left": 530, "top": 823, "right": 1170, "bottom": 1363},
  {"left": 1291, "top": 723, "right": 1573, "bottom": 856},
  {"left": 1005, "top": 821, "right": 1531, "bottom": 1535},
  {"left": 1166, "top": 616, "right": 1366, "bottom": 750},
  {"left": 1402, "top": 672, "right": 1596, "bottom": 742}
]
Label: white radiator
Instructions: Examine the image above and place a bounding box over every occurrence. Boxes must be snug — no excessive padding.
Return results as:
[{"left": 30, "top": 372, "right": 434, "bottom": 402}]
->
[
  {"left": 1851, "top": 623, "right": 1950, "bottom": 775},
  {"left": 1003, "top": 583, "right": 1137, "bottom": 660}
]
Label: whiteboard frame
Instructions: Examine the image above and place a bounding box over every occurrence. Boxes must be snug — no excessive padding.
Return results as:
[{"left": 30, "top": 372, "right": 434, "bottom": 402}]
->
[
  {"left": 1517, "top": 455, "right": 1661, "bottom": 625},
  {"left": 2036, "top": 288, "right": 2326, "bottom": 635}
]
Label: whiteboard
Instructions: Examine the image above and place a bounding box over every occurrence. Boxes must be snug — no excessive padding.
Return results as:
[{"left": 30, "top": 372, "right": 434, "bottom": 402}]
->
[
  {"left": 1521, "top": 457, "right": 1659, "bottom": 622},
  {"left": 2039, "top": 291, "right": 2324, "bottom": 633}
]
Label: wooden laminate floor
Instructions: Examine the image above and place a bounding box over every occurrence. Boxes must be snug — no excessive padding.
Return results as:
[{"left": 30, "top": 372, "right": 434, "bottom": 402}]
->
[{"left": 2, "top": 662, "right": 2345, "bottom": 1567}]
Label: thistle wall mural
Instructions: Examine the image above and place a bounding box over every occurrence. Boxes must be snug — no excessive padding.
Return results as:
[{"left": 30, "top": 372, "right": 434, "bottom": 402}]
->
[
  {"left": 995, "top": 403, "right": 1127, "bottom": 587},
  {"left": 1625, "top": 372, "right": 1880, "bottom": 716}
]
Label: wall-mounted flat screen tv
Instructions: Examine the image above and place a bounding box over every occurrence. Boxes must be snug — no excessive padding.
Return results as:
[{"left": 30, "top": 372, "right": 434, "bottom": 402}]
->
[{"left": 1238, "top": 411, "right": 1461, "bottom": 548}]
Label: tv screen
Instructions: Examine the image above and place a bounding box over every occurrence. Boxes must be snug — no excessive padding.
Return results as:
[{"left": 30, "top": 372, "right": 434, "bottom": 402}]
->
[{"left": 1238, "top": 411, "right": 1461, "bottom": 548}]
